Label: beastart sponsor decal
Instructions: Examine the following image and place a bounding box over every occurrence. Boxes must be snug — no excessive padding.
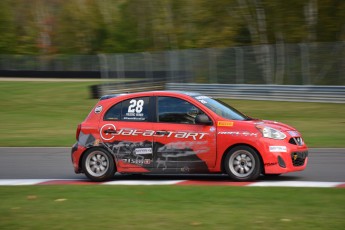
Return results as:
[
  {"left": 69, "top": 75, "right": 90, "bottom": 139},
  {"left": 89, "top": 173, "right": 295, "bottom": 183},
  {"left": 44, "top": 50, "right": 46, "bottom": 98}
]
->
[{"left": 100, "top": 124, "right": 208, "bottom": 141}]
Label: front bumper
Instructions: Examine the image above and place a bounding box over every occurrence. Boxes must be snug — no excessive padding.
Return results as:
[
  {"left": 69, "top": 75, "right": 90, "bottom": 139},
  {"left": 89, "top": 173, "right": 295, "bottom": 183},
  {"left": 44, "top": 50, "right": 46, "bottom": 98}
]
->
[{"left": 261, "top": 140, "right": 308, "bottom": 174}]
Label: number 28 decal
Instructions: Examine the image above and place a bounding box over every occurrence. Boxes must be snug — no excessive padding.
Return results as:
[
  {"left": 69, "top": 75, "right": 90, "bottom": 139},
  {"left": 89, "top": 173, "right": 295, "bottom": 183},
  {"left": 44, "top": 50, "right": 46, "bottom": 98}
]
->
[{"left": 128, "top": 99, "right": 144, "bottom": 113}]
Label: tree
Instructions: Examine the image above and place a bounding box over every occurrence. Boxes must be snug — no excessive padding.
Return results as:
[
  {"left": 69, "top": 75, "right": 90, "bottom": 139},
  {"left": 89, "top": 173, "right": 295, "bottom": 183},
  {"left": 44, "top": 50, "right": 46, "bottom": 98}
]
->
[{"left": 0, "top": 0, "right": 16, "bottom": 53}]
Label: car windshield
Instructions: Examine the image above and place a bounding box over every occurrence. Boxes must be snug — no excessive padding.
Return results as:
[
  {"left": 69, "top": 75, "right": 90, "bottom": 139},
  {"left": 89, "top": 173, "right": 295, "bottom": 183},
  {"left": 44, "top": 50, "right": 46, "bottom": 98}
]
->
[{"left": 192, "top": 95, "right": 250, "bottom": 120}]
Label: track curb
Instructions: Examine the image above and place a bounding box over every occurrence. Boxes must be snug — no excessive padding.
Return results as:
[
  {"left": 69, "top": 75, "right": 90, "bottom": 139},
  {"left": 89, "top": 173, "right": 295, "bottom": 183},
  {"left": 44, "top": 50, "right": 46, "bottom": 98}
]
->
[{"left": 0, "top": 179, "right": 344, "bottom": 188}]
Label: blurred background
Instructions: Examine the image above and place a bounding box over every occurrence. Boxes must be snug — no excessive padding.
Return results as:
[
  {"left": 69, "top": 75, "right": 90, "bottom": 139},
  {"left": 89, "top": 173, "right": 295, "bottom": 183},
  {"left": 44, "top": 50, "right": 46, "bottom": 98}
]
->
[
  {"left": 0, "top": 0, "right": 344, "bottom": 86},
  {"left": 0, "top": 0, "right": 344, "bottom": 147}
]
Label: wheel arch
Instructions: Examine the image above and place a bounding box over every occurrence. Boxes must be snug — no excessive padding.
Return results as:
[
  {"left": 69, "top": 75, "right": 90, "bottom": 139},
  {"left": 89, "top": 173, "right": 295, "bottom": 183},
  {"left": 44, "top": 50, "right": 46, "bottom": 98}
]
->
[{"left": 220, "top": 143, "right": 265, "bottom": 174}]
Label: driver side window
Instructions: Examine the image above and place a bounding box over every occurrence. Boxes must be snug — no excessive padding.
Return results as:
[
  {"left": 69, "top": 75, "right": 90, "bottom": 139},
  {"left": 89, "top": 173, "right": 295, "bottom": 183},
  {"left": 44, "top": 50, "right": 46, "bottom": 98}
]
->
[{"left": 157, "top": 97, "right": 204, "bottom": 124}]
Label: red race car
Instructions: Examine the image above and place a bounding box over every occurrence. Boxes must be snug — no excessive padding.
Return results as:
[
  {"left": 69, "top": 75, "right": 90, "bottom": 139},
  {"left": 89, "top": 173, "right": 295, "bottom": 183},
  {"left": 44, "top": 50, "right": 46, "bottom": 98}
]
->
[{"left": 71, "top": 91, "right": 308, "bottom": 181}]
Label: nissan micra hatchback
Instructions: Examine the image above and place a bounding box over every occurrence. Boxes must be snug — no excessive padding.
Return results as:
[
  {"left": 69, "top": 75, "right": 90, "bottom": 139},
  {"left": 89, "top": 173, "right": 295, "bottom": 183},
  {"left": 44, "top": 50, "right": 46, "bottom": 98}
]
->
[{"left": 71, "top": 91, "right": 308, "bottom": 181}]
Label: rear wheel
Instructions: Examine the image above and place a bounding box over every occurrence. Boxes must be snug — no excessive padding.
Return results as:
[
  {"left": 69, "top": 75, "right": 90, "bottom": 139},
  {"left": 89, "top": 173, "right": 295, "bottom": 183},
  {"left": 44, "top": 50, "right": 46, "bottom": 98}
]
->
[
  {"left": 82, "top": 148, "right": 116, "bottom": 182},
  {"left": 224, "top": 146, "right": 261, "bottom": 181}
]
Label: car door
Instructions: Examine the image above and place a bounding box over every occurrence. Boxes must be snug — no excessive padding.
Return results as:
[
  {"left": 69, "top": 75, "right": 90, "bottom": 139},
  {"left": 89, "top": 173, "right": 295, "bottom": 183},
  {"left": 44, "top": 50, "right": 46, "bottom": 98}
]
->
[
  {"left": 152, "top": 96, "right": 217, "bottom": 173},
  {"left": 98, "top": 96, "right": 154, "bottom": 170}
]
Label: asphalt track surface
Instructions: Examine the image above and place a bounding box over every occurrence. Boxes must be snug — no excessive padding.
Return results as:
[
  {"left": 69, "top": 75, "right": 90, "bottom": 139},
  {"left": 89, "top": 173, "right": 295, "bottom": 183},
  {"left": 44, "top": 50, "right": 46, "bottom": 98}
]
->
[{"left": 0, "top": 147, "right": 344, "bottom": 182}]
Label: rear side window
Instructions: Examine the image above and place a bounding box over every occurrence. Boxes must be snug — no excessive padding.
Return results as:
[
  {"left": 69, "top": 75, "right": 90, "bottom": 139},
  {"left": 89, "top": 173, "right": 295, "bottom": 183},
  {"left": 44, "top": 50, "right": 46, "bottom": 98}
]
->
[
  {"left": 104, "top": 97, "right": 150, "bottom": 122},
  {"left": 104, "top": 103, "right": 121, "bottom": 121}
]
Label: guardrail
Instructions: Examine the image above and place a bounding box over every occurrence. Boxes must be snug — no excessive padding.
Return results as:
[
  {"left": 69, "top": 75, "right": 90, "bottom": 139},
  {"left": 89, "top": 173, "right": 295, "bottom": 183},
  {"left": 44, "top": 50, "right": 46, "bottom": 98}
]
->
[{"left": 166, "top": 83, "right": 345, "bottom": 103}]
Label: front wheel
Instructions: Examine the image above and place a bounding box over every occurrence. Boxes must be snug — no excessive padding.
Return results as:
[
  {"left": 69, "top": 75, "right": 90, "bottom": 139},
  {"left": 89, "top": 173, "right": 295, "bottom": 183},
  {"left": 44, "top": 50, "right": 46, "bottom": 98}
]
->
[
  {"left": 82, "top": 148, "right": 116, "bottom": 182},
  {"left": 224, "top": 146, "right": 261, "bottom": 181}
]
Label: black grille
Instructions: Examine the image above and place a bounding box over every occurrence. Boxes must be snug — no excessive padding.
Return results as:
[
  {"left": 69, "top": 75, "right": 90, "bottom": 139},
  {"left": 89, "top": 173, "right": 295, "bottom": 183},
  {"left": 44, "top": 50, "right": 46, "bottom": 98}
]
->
[
  {"left": 291, "top": 151, "right": 308, "bottom": 166},
  {"left": 289, "top": 137, "right": 304, "bottom": 146}
]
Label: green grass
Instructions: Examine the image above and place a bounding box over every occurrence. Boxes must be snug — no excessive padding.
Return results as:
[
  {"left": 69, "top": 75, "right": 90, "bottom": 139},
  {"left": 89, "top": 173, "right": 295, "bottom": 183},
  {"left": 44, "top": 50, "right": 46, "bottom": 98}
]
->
[
  {"left": 0, "top": 81, "right": 344, "bottom": 147},
  {"left": 0, "top": 186, "right": 344, "bottom": 230},
  {"left": 0, "top": 81, "right": 98, "bottom": 146}
]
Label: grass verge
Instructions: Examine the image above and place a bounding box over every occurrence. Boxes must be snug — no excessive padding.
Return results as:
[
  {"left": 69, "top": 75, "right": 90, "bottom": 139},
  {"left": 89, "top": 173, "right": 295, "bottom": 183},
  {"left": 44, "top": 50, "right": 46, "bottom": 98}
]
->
[
  {"left": 0, "top": 81, "right": 98, "bottom": 146},
  {"left": 0, "top": 186, "right": 344, "bottom": 230},
  {"left": 0, "top": 81, "right": 344, "bottom": 147}
]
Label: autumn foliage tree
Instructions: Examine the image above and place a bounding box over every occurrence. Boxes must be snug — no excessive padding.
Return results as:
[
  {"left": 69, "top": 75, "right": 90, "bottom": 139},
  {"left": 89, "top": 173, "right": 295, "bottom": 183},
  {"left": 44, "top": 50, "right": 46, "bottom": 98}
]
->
[{"left": 0, "top": 0, "right": 344, "bottom": 54}]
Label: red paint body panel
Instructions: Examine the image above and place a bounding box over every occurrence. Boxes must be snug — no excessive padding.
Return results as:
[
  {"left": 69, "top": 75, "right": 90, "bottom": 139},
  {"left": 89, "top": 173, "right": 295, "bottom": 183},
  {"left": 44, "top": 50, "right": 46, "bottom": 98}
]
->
[{"left": 71, "top": 91, "right": 308, "bottom": 180}]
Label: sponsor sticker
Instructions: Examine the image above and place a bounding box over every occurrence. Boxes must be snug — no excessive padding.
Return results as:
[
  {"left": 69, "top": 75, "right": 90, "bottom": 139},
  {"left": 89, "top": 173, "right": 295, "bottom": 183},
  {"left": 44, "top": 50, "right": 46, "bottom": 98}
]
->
[
  {"left": 122, "top": 158, "right": 151, "bottom": 165},
  {"left": 195, "top": 96, "right": 209, "bottom": 99},
  {"left": 134, "top": 148, "right": 153, "bottom": 155},
  {"left": 269, "top": 146, "right": 287, "bottom": 152},
  {"left": 218, "top": 131, "right": 258, "bottom": 137},
  {"left": 195, "top": 96, "right": 209, "bottom": 104},
  {"left": 123, "top": 116, "right": 146, "bottom": 121},
  {"left": 95, "top": 105, "right": 103, "bottom": 114},
  {"left": 217, "top": 121, "right": 234, "bottom": 127}
]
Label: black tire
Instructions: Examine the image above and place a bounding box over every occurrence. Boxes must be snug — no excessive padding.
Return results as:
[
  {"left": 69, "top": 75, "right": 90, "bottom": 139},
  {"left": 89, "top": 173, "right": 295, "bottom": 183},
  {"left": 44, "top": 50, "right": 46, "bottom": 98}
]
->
[
  {"left": 82, "top": 148, "right": 116, "bottom": 182},
  {"left": 224, "top": 145, "right": 261, "bottom": 181}
]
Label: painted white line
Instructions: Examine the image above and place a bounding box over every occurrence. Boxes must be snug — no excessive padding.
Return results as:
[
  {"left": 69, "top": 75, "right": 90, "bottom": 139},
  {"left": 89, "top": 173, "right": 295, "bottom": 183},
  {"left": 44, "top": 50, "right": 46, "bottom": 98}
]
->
[
  {"left": 103, "top": 180, "right": 186, "bottom": 185},
  {"left": 0, "top": 179, "right": 51, "bottom": 186},
  {"left": 0, "top": 179, "right": 343, "bottom": 187},
  {"left": 248, "top": 181, "right": 344, "bottom": 188}
]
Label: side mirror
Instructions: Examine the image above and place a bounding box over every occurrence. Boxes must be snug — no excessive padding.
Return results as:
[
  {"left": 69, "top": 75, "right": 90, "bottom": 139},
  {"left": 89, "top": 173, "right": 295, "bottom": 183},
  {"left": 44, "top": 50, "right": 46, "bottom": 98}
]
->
[{"left": 195, "top": 114, "right": 213, "bottom": 125}]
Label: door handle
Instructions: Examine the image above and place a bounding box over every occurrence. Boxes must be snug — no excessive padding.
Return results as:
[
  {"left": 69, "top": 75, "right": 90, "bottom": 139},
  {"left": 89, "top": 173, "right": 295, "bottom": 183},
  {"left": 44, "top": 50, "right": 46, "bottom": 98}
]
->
[
  {"left": 155, "top": 131, "right": 169, "bottom": 135},
  {"left": 104, "top": 129, "right": 117, "bottom": 134}
]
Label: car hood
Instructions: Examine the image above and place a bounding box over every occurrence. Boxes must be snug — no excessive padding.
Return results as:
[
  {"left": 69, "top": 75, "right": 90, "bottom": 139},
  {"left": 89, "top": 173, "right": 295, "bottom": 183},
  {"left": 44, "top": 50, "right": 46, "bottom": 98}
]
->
[{"left": 250, "top": 119, "right": 297, "bottom": 132}]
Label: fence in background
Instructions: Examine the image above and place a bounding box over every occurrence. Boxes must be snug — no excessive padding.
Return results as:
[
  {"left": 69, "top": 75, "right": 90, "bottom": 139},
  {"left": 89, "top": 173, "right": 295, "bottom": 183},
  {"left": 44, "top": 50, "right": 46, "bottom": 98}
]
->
[
  {"left": 166, "top": 83, "right": 345, "bottom": 103},
  {"left": 1, "top": 42, "right": 344, "bottom": 85},
  {"left": 0, "top": 55, "right": 100, "bottom": 71},
  {"left": 100, "top": 42, "right": 345, "bottom": 85},
  {"left": 1, "top": 42, "right": 345, "bottom": 102}
]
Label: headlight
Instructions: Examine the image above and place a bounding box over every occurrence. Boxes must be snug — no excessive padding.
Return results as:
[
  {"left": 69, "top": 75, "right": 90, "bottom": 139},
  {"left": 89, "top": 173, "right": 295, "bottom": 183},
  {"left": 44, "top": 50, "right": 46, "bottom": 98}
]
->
[{"left": 256, "top": 125, "right": 286, "bottom": 140}]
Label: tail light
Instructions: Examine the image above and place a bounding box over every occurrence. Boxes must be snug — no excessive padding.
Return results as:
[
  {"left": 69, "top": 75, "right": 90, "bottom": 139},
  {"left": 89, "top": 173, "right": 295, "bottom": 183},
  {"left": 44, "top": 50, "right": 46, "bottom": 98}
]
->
[{"left": 76, "top": 124, "right": 81, "bottom": 141}]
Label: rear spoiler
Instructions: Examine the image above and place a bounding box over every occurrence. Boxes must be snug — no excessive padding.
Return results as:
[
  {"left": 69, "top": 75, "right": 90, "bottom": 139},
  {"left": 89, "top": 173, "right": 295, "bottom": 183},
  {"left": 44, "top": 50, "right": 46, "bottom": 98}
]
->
[{"left": 99, "top": 94, "right": 125, "bottom": 101}]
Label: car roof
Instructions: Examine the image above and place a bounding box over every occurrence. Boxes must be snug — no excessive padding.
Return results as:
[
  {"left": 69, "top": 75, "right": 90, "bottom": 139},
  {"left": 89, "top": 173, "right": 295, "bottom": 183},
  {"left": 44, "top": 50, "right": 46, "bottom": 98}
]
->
[{"left": 99, "top": 90, "right": 202, "bottom": 101}]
